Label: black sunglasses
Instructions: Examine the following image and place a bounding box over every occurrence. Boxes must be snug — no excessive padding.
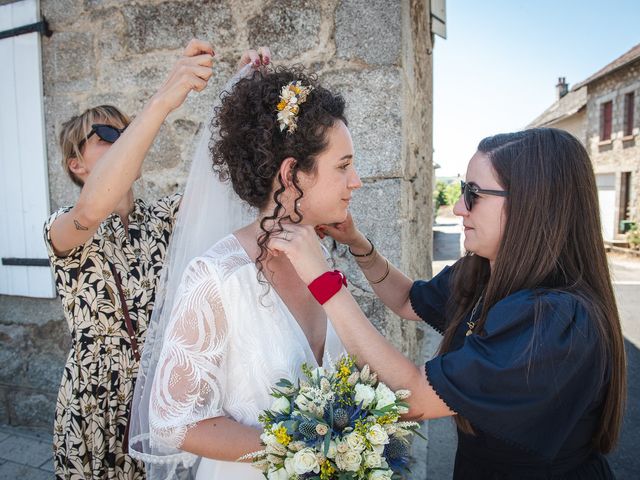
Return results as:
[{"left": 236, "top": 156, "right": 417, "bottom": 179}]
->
[
  {"left": 79, "top": 124, "right": 125, "bottom": 149},
  {"left": 460, "top": 180, "right": 508, "bottom": 211}
]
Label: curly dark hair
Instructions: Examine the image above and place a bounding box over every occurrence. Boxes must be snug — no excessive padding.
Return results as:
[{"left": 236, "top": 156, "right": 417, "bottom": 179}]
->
[{"left": 210, "top": 65, "right": 347, "bottom": 282}]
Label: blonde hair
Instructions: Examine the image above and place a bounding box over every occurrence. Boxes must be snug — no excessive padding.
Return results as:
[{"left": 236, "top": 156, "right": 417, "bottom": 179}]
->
[{"left": 59, "top": 105, "right": 130, "bottom": 187}]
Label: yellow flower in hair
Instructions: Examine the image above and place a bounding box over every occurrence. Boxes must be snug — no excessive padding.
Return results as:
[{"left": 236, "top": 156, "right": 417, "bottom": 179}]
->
[{"left": 276, "top": 81, "right": 314, "bottom": 133}]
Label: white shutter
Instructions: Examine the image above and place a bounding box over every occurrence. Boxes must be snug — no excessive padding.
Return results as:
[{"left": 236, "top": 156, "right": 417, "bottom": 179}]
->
[{"left": 0, "top": 0, "right": 55, "bottom": 298}]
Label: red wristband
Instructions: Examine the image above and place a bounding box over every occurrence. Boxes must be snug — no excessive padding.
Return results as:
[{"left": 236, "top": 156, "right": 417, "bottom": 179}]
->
[{"left": 308, "top": 270, "right": 347, "bottom": 305}]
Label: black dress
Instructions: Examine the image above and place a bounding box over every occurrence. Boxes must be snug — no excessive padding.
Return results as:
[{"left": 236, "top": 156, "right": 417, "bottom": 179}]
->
[{"left": 410, "top": 264, "right": 615, "bottom": 479}]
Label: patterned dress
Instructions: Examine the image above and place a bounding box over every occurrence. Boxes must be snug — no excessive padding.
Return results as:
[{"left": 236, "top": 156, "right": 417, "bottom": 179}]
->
[{"left": 44, "top": 194, "right": 181, "bottom": 480}]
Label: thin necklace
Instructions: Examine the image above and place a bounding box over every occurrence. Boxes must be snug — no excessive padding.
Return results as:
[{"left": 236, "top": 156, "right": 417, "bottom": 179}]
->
[{"left": 465, "top": 294, "right": 484, "bottom": 336}]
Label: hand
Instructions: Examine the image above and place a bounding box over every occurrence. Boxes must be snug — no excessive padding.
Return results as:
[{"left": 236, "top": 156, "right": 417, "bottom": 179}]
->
[
  {"left": 316, "top": 212, "right": 370, "bottom": 253},
  {"left": 152, "top": 38, "right": 215, "bottom": 114},
  {"left": 267, "top": 224, "right": 331, "bottom": 285},
  {"left": 237, "top": 46, "right": 271, "bottom": 69}
]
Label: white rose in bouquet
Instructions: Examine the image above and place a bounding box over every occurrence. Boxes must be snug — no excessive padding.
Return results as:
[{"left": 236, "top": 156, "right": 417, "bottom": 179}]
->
[
  {"left": 294, "top": 394, "right": 309, "bottom": 411},
  {"left": 363, "top": 449, "right": 383, "bottom": 468},
  {"left": 368, "top": 469, "right": 394, "bottom": 479},
  {"left": 336, "top": 450, "right": 362, "bottom": 472},
  {"left": 270, "top": 396, "right": 291, "bottom": 414},
  {"left": 375, "top": 383, "right": 397, "bottom": 410},
  {"left": 366, "top": 424, "right": 390, "bottom": 446},
  {"left": 354, "top": 383, "right": 376, "bottom": 408},
  {"left": 284, "top": 456, "right": 296, "bottom": 476},
  {"left": 267, "top": 467, "right": 288, "bottom": 480},
  {"left": 345, "top": 432, "right": 367, "bottom": 452},
  {"left": 260, "top": 432, "right": 278, "bottom": 447},
  {"left": 371, "top": 443, "right": 385, "bottom": 455},
  {"left": 293, "top": 448, "right": 320, "bottom": 474}
]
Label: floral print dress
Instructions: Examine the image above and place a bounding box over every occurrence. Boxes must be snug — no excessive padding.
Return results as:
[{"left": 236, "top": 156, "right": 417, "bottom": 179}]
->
[{"left": 44, "top": 194, "right": 181, "bottom": 480}]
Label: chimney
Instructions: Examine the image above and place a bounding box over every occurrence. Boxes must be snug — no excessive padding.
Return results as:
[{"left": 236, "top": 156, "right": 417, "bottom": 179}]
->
[{"left": 556, "top": 77, "right": 569, "bottom": 99}]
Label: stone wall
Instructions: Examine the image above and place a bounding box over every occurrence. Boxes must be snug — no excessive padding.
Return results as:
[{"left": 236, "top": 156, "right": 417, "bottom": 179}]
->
[
  {"left": 1, "top": 0, "right": 434, "bottom": 444},
  {"left": 586, "top": 58, "right": 640, "bottom": 225}
]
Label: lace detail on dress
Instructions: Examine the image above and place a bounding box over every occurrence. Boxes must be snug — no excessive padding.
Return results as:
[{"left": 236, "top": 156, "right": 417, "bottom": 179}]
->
[{"left": 150, "top": 255, "right": 229, "bottom": 450}]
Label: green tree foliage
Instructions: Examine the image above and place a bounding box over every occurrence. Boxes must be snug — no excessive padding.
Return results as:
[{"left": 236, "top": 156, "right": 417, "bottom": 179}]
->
[{"left": 433, "top": 181, "right": 448, "bottom": 210}]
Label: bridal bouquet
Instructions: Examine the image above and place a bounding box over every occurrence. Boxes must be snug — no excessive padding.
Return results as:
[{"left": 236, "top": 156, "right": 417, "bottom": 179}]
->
[{"left": 251, "top": 356, "right": 424, "bottom": 480}]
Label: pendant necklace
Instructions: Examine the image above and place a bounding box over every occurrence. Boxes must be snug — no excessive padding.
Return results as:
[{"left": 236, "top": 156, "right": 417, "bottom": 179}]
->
[{"left": 465, "top": 294, "right": 484, "bottom": 336}]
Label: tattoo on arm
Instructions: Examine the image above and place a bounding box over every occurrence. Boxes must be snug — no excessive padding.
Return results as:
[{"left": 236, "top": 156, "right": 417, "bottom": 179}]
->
[{"left": 74, "top": 219, "right": 89, "bottom": 231}]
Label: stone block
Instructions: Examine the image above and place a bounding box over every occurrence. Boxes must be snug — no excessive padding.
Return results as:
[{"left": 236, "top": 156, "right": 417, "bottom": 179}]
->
[
  {"left": 97, "top": 50, "right": 175, "bottom": 95},
  {"left": 0, "top": 390, "right": 7, "bottom": 425},
  {"left": 42, "top": 32, "right": 96, "bottom": 94},
  {"left": 0, "top": 325, "right": 28, "bottom": 384},
  {"left": 141, "top": 123, "right": 181, "bottom": 172},
  {"left": 335, "top": 0, "right": 401, "bottom": 66},
  {"left": 6, "top": 391, "right": 56, "bottom": 430},
  {"left": 121, "top": 1, "right": 234, "bottom": 54},
  {"left": 41, "top": 0, "right": 86, "bottom": 29},
  {"left": 43, "top": 94, "right": 81, "bottom": 211},
  {"left": 329, "top": 178, "right": 402, "bottom": 291},
  {"left": 321, "top": 68, "right": 403, "bottom": 179},
  {"left": 91, "top": 7, "right": 129, "bottom": 63},
  {"left": 0, "top": 297, "right": 64, "bottom": 328},
  {"left": 247, "top": 0, "right": 322, "bottom": 59}
]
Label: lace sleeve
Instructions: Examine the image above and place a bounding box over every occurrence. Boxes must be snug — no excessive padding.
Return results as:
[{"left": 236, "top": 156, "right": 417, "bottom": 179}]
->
[{"left": 149, "top": 256, "right": 229, "bottom": 450}]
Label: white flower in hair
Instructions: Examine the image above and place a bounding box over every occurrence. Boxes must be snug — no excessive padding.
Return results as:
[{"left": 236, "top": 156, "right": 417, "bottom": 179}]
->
[{"left": 276, "top": 81, "right": 314, "bottom": 133}]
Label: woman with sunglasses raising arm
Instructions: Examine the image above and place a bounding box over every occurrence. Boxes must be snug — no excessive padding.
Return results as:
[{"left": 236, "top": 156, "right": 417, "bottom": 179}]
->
[
  {"left": 269, "top": 128, "right": 625, "bottom": 479},
  {"left": 43, "top": 40, "right": 271, "bottom": 480}
]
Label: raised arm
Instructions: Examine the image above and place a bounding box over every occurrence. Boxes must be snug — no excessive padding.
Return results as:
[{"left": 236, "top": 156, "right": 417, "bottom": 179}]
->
[{"left": 48, "top": 39, "right": 217, "bottom": 256}]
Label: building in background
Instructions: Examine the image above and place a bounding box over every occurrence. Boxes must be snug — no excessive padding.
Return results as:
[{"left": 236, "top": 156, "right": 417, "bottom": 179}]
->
[{"left": 530, "top": 43, "right": 640, "bottom": 243}]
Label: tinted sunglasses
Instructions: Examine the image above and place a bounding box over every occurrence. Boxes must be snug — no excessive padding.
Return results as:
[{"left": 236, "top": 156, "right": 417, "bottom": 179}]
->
[
  {"left": 460, "top": 180, "right": 508, "bottom": 211},
  {"left": 79, "top": 124, "right": 125, "bottom": 149}
]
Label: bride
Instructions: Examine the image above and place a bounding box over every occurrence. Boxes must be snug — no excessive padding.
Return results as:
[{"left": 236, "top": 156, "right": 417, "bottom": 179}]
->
[{"left": 130, "top": 63, "right": 362, "bottom": 478}]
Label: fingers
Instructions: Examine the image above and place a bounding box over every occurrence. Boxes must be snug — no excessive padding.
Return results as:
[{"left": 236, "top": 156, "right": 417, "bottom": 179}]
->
[
  {"left": 240, "top": 49, "right": 260, "bottom": 67},
  {"left": 190, "top": 75, "right": 208, "bottom": 92},
  {"left": 191, "top": 65, "right": 213, "bottom": 82},
  {"left": 266, "top": 236, "right": 288, "bottom": 257},
  {"left": 183, "top": 38, "right": 214, "bottom": 57},
  {"left": 188, "top": 53, "right": 214, "bottom": 68},
  {"left": 239, "top": 47, "right": 271, "bottom": 68},
  {"left": 257, "top": 46, "right": 271, "bottom": 65}
]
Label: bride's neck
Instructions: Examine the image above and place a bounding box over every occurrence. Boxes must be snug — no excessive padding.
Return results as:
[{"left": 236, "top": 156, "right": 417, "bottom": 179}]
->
[{"left": 236, "top": 218, "right": 313, "bottom": 263}]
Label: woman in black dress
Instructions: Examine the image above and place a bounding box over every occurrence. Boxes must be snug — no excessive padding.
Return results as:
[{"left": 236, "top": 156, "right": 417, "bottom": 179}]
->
[{"left": 270, "top": 128, "right": 626, "bottom": 479}]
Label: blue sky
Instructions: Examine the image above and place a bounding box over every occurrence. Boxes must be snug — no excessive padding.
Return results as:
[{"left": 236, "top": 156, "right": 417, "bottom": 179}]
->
[{"left": 434, "top": 0, "right": 640, "bottom": 177}]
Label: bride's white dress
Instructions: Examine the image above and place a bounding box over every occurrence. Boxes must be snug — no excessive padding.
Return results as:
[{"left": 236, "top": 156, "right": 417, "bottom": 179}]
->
[{"left": 149, "top": 234, "right": 345, "bottom": 479}]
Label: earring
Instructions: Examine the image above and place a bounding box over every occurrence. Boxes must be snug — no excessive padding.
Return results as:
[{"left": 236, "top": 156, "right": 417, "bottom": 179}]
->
[{"left": 296, "top": 201, "right": 301, "bottom": 210}]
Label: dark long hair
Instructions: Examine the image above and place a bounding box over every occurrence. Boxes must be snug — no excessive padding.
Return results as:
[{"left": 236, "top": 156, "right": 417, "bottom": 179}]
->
[
  {"left": 441, "top": 128, "right": 626, "bottom": 452},
  {"left": 210, "top": 66, "right": 346, "bottom": 283}
]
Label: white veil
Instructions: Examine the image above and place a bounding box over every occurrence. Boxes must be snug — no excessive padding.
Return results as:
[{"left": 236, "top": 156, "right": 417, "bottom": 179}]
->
[{"left": 129, "top": 64, "right": 255, "bottom": 478}]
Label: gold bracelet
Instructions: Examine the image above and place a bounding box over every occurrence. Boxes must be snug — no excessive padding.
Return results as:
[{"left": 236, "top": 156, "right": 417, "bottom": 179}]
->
[
  {"left": 355, "top": 249, "right": 378, "bottom": 269},
  {"left": 369, "top": 258, "right": 390, "bottom": 284}
]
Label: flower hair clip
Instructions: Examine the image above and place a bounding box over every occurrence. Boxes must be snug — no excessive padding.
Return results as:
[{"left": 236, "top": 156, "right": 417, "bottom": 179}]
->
[{"left": 276, "top": 81, "right": 314, "bottom": 134}]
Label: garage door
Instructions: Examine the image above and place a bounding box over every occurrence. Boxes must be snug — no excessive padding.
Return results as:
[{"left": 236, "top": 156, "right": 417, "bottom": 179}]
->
[{"left": 596, "top": 173, "right": 616, "bottom": 241}]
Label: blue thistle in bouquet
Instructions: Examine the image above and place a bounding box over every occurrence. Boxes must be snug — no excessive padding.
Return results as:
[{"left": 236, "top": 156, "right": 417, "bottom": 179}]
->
[{"left": 247, "top": 355, "right": 425, "bottom": 479}]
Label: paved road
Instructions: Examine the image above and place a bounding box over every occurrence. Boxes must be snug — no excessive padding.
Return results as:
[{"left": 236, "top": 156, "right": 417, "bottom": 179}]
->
[{"left": 426, "top": 217, "right": 640, "bottom": 479}]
